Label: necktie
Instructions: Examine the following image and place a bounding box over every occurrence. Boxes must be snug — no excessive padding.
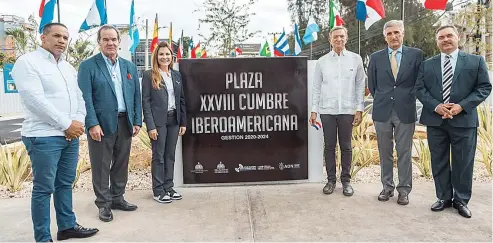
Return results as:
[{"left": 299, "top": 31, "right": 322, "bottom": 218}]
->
[
  {"left": 390, "top": 50, "right": 398, "bottom": 80},
  {"left": 442, "top": 55, "right": 453, "bottom": 103}
]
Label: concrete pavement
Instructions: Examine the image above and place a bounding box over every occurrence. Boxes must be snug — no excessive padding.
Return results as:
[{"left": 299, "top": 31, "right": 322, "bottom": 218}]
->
[{"left": 0, "top": 182, "right": 491, "bottom": 242}]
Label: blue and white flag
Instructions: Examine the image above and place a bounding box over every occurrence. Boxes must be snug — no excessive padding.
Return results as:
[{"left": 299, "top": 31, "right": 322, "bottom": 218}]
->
[
  {"left": 39, "top": 0, "right": 57, "bottom": 33},
  {"left": 79, "top": 0, "right": 107, "bottom": 32},
  {"left": 129, "top": 0, "right": 139, "bottom": 53},
  {"left": 302, "top": 16, "right": 320, "bottom": 44},
  {"left": 273, "top": 30, "right": 290, "bottom": 56},
  {"left": 293, "top": 23, "right": 302, "bottom": 55}
]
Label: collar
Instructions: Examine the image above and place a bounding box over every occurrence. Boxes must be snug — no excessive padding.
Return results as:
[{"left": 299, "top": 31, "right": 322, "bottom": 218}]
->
[
  {"left": 330, "top": 49, "right": 347, "bottom": 57},
  {"left": 388, "top": 45, "right": 403, "bottom": 55},
  {"left": 37, "top": 47, "right": 65, "bottom": 64},
  {"left": 441, "top": 49, "right": 459, "bottom": 60},
  {"left": 102, "top": 53, "right": 119, "bottom": 66}
]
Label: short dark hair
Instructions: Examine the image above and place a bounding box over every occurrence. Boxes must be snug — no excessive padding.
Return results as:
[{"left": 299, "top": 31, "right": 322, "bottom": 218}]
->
[
  {"left": 435, "top": 25, "right": 459, "bottom": 35},
  {"left": 97, "top": 24, "right": 121, "bottom": 43},
  {"left": 42, "top": 23, "right": 68, "bottom": 35}
]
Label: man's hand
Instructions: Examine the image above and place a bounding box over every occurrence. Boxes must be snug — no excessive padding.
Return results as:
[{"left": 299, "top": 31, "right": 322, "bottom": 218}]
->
[
  {"left": 65, "top": 121, "right": 84, "bottom": 140},
  {"left": 449, "top": 104, "right": 463, "bottom": 116},
  {"left": 132, "top": 126, "right": 141, "bottom": 137},
  {"left": 352, "top": 111, "right": 363, "bottom": 126},
  {"left": 89, "top": 125, "right": 104, "bottom": 142},
  {"left": 148, "top": 129, "right": 158, "bottom": 140},
  {"left": 179, "top": 127, "right": 186, "bottom": 136},
  {"left": 435, "top": 103, "right": 454, "bottom": 119},
  {"left": 309, "top": 112, "right": 317, "bottom": 126}
]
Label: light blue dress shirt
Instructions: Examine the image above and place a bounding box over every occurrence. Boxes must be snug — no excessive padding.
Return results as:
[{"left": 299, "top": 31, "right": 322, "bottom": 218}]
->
[
  {"left": 388, "top": 46, "right": 403, "bottom": 68},
  {"left": 102, "top": 55, "right": 126, "bottom": 112}
]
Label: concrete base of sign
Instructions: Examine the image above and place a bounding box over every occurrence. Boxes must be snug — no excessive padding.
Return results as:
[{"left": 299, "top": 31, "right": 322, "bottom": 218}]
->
[{"left": 173, "top": 60, "right": 324, "bottom": 187}]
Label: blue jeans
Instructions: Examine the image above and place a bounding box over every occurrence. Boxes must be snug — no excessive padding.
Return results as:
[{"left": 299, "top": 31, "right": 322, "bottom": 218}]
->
[{"left": 22, "top": 136, "right": 78, "bottom": 242}]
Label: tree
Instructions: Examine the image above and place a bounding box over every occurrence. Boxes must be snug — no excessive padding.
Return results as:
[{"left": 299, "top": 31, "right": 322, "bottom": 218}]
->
[
  {"left": 195, "top": 0, "right": 260, "bottom": 57},
  {"left": 5, "top": 15, "right": 40, "bottom": 57},
  {"left": 65, "top": 34, "right": 95, "bottom": 70},
  {"left": 453, "top": 2, "right": 492, "bottom": 69},
  {"left": 179, "top": 36, "right": 191, "bottom": 58},
  {"left": 0, "top": 52, "right": 16, "bottom": 69}
]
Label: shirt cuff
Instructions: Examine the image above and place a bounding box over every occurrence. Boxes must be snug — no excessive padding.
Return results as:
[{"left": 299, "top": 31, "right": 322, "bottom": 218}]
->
[
  {"left": 59, "top": 117, "right": 73, "bottom": 131},
  {"left": 434, "top": 105, "right": 440, "bottom": 112}
]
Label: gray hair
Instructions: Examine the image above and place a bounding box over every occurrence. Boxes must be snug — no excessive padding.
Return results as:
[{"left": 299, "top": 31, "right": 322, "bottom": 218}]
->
[
  {"left": 383, "top": 20, "right": 405, "bottom": 35},
  {"left": 329, "top": 26, "right": 348, "bottom": 38},
  {"left": 97, "top": 24, "right": 121, "bottom": 43}
]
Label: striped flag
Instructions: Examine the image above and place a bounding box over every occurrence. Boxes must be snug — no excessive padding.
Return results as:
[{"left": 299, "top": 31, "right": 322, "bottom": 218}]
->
[
  {"left": 176, "top": 30, "right": 184, "bottom": 62},
  {"left": 150, "top": 14, "right": 158, "bottom": 52},
  {"left": 79, "top": 0, "right": 107, "bottom": 32},
  {"left": 302, "top": 16, "right": 320, "bottom": 44},
  {"left": 293, "top": 23, "right": 302, "bottom": 55},
  {"left": 329, "top": 0, "right": 345, "bottom": 29},
  {"left": 39, "top": 0, "right": 56, "bottom": 33},
  {"left": 129, "top": 0, "right": 139, "bottom": 54},
  {"left": 274, "top": 30, "right": 290, "bottom": 56}
]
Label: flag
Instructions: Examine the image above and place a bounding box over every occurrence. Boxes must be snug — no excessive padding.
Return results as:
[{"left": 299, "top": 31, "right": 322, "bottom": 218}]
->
[
  {"left": 260, "top": 41, "right": 271, "bottom": 57},
  {"left": 79, "top": 0, "right": 107, "bottom": 32},
  {"left": 129, "top": 0, "right": 139, "bottom": 53},
  {"left": 329, "top": 0, "right": 345, "bottom": 30},
  {"left": 274, "top": 30, "right": 290, "bottom": 56},
  {"left": 273, "top": 34, "right": 278, "bottom": 44},
  {"left": 176, "top": 30, "right": 184, "bottom": 62},
  {"left": 293, "top": 23, "right": 302, "bottom": 56},
  {"left": 191, "top": 42, "right": 200, "bottom": 58},
  {"left": 188, "top": 38, "right": 194, "bottom": 58},
  {"left": 168, "top": 22, "right": 173, "bottom": 46},
  {"left": 150, "top": 14, "right": 158, "bottom": 52},
  {"left": 235, "top": 47, "right": 242, "bottom": 56},
  {"left": 424, "top": 0, "right": 448, "bottom": 10},
  {"left": 302, "top": 16, "right": 320, "bottom": 44},
  {"left": 39, "top": 0, "right": 56, "bottom": 33},
  {"left": 200, "top": 49, "right": 207, "bottom": 58},
  {"left": 356, "top": 0, "right": 385, "bottom": 30}
]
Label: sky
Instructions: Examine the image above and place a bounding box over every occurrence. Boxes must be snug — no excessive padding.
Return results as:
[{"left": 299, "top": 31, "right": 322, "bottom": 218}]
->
[{"left": 0, "top": 0, "right": 293, "bottom": 54}]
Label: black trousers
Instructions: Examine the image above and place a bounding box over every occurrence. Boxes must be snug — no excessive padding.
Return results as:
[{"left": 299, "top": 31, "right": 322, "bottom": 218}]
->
[
  {"left": 427, "top": 120, "right": 477, "bottom": 205},
  {"left": 150, "top": 112, "right": 180, "bottom": 197},
  {"left": 320, "top": 114, "right": 354, "bottom": 183}
]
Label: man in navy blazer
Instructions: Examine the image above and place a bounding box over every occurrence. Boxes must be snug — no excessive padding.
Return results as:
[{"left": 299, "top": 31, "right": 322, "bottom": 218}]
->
[
  {"left": 368, "top": 20, "right": 424, "bottom": 205},
  {"left": 78, "top": 25, "right": 142, "bottom": 222},
  {"left": 416, "top": 25, "right": 491, "bottom": 218}
]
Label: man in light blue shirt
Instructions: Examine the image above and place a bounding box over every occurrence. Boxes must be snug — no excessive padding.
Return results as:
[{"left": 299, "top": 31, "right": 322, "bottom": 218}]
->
[
  {"left": 78, "top": 25, "right": 142, "bottom": 222},
  {"left": 11, "top": 22, "right": 98, "bottom": 242}
]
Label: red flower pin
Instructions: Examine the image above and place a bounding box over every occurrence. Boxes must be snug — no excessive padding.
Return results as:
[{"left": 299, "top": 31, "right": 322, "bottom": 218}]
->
[{"left": 127, "top": 73, "right": 132, "bottom": 80}]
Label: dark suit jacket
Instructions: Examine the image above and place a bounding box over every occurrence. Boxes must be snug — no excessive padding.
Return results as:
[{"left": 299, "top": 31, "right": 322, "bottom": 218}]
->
[
  {"left": 368, "top": 46, "right": 424, "bottom": 124},
  {"left": 415, "top": 51, "right": 492, "bottom": 127},
  {"left": 141, "top": 69, "right": 187, "bottom": 131},
  {"left": 77, "top": 53, "right": 143, "bottom": 136}
]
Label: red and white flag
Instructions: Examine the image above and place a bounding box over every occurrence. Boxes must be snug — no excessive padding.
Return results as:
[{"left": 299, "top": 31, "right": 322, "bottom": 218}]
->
[
  {"left": 424, "top": 0, "right": 448, "bottom": 10},
  {"left": 176, "top": 30, "right": 184, "bottom": 62}
]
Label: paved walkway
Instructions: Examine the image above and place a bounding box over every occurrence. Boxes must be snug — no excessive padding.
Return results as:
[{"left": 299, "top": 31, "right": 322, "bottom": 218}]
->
[{"left": 0, "top": 182, "right": 491, "bottom": 242}]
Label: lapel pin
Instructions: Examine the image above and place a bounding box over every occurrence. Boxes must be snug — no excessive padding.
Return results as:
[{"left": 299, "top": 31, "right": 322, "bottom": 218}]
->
[{"left": 127, "top": 73, "right": 132, "bottom": 80}]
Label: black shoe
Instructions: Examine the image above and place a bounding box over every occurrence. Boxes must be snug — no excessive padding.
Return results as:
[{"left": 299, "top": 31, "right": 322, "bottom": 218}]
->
[
  {"left": 111, "top": 200, "right": 138, "bottom": 211},
  {"left": 168, "top": 189, "right": 183, "bottom": 200},
  {"left": 323, "top": 182, "right": 335, "bottom": 195},
  {"left": 99, "top": 207, "right": 113, "bottom": 222},
  {"left": 453, "top": 201, "right": 472, "bottom": 218},
  {"left": 56, "top": 223, "right": 99, "bottom": 241},
  {"left": 431, "top": 199, "right": 453, "bottom": 211},
  {"left": 397, "top": 193, "right": 409, "bottom": 205},
  {"left": 378, "top": 189, "right": 394, "bottom": 201},
  {"left": 342, "top": 183, "right": 354, "bottom": 196}
]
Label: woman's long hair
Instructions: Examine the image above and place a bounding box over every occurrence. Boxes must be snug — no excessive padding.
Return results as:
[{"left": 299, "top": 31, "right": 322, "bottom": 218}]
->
[{"left": 150, "top": 41, "right": 175, "bottom": 90}]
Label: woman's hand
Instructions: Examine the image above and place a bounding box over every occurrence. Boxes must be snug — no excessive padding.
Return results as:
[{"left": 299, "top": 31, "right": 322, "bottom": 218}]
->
[
  {"left": 148, "top": 129, "right": 158, "bottom": 140},
  {"left": 179, "top": 127, "right": 186, "bottom": 136}
]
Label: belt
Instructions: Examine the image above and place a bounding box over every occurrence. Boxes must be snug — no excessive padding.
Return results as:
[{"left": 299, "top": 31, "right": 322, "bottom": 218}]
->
[
  {"left": 118, "top": 112, "right": 127, "bottom": 117},
  {"left": 167, "top": 109, "right": 176, "bottom": 116}
]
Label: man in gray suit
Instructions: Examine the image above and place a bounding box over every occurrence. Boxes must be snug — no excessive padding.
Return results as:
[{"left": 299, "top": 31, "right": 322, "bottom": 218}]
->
[
  {"left": 416, "top": 25, "right": 491, "bottom": 218},
  {"left": 368, "top": 20, "right": 424, "bottom": 205},
  {"left": 78, "top": 25, "right": 142, "bottom": 222}
]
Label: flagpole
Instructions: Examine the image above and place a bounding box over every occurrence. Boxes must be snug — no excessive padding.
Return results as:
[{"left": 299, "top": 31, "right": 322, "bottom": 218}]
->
[
  {"left": 358, "top": 21, "right": 361, "bottom": 55},
  {"left": 401, "top": 0, "right": 405, "bottom": 21},
  {"left": 57, "top": 0, "right": 61, "bottom": 22},
  {"left": 145, "top": 18, "right": 149, "bottom": 70},
  {"left": 310, "top": 43, "right": 313, "bottom": 60}
]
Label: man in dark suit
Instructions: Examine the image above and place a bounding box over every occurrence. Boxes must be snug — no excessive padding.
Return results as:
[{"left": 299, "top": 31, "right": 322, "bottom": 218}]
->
[
  {"left": 415, "top": 25, "right": 491, "bottom": 218},
  {"left": 368, "top": 20, "right": 424, "bottom": 205},
  {"left": 78, "top": 25, "right": 142, "bottom": 222}
]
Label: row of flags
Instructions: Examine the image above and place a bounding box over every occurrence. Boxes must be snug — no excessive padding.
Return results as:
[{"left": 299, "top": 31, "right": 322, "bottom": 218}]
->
[{"left": 38, "top": 0, "right": 452, "bottom": 59}]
